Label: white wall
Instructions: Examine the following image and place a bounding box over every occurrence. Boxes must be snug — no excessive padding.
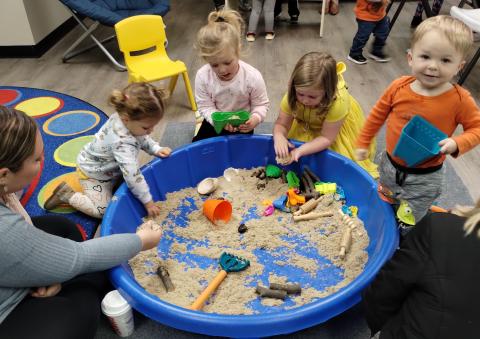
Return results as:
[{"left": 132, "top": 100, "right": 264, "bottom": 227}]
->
[{"left": 0, "top": 0, "right": 71, "bottom": 46}]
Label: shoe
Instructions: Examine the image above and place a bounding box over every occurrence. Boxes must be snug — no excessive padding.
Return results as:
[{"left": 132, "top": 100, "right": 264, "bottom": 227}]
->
[
  {"left": 265, "top": 32, "right": 275, "bottom": 40},
  {"left": 246, "top": 33, "right": 256, "bottom": 42},
  {"left": 274, "top": 13, "right": 288, "bottom": 22},
  {"left": 44, "top": 181, "right": 75, "bottom": 210},
  {"left": 290, "top": 15, "right": 299, "bottom": 24},
  {"left": 410, "top": 15, "right": 422, "bottom": 28},
  {"left": 347, "top": 53, "right": 367, "bottom": 65},
  {"left": 367, "top": 51, "right": 391, "bottom": 63},
  {"left": 329, "top": 1, "right": 339, "bottom": 15}
]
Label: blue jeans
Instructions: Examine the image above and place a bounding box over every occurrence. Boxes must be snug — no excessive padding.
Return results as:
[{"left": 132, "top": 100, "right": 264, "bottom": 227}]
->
[{"left": 350, "top": 16, "right": 390, "bottom": 56}]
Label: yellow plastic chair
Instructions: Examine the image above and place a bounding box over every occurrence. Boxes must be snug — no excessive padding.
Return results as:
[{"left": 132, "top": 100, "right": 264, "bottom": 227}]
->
[{"left": 115, "top": 15, "right": 197, "bottom": 111}]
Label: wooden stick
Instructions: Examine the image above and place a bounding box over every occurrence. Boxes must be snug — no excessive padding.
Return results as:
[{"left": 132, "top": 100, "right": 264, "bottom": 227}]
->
[
  {"left": 302, "top": 172, "right": 315, "bottom": 192},
  {"left": 339, "top": 227, "right": 352, "bottom": 259},
  {"left": 293, "top": 211, "right": 333, "bottom": 222},
  {"left": 157, "top": 266, "right": 175, "bottom": 292},
  {"left": 339, "top": 209, "right": 357, "bottom": 230},
  {"left": 281, "top": 171, "right": 287, "bottom": 183},
  {"left": 270, "top": 283, "right": 302, "bottom": 295},
  {"left": 300, "top": 175, "right": 311, "bottom": 195},
  {"left": 255, "top": 285, "right": 287, "bottom": 300},
  {"left": 294, "top": 196, "right": 324, "bottom": 216},
  {"left": 303, "top": 166, "right": 321, "bottom": 184}
]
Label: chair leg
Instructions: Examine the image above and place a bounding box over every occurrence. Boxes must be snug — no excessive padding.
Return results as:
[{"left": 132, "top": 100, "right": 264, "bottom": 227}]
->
[
  {"left": 388, "top": 0, "right": 407, "bottom": 30},
  {"left": 182, "top": 71, "right": 197, "bottom": 111},
  {"left": 319, "top": 0, "right": 327, "bottom": 37},
  {"left": 61, "top": 8, "right": 126, "bottom": 71},
  {"left": 168, "top": 75, "right": 179, "bottom": 95},
  {"left": 458, "top": 47, "right": 480, "bottom": 85}
]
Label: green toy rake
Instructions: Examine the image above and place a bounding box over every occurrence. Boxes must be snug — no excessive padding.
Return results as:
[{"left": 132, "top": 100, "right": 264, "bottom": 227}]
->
[{"left": 189, "top": 252, "right": 250, "bottom": 310}]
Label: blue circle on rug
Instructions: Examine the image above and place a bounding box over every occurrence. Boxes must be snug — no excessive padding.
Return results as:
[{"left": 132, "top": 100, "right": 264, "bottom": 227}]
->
[{"left": 43, "top": 110, "right": 100, "bottom": 136}]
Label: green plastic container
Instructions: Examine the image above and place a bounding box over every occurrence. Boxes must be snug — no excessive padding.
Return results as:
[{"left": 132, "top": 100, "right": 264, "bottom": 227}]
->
[{"left": 212, "top": 110, "right": 250, "bottom": 134}]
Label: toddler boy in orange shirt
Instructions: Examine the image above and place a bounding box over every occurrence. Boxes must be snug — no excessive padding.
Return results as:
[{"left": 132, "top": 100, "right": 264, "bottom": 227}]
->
[{"left": 356, "top": 16, "right": 480, "bottom": 228}]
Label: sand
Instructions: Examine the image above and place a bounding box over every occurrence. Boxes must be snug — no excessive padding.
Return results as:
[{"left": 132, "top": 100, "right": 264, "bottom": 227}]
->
[{"left": 129, "top": 167, "right": 369, "bottom": 315}]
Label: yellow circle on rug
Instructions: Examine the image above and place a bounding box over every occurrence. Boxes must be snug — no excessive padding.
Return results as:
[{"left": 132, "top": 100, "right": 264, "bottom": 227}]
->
[
  {"left": 54, "top": 135, "right": 94, "bottom": 167},
  {"left": 15, "top": 96, "right": 63, "bottom": 118},
  {"left": 43, "top": 110, "right": 100, "bottom": 136},
  {"left": 38, "top": 172, "right": 82, "bottom": 213}
]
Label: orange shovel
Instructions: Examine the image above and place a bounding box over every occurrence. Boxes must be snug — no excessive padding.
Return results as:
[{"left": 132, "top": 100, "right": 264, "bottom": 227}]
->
[{"left": 189, "top": 252, "right": 250, "bottom": 311}]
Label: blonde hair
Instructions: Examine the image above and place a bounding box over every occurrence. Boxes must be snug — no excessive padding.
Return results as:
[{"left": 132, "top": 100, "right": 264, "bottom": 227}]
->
[
  {"left": 412, "top": 15, "right": 473, "bottom": 58},
  {"left": 109, "top": 82, "right": 168, "bottom": 121},
  {"left": 288, "top": 52, "right": 338, "bottom": 113},
  {"left": 0, "top": 106, "right": 38, "bottom": 173},
  {"left": 452, "top": 199, "right": 480, "bottom": 238},
  {"left": 195, "top": 9, "right": 244, "bottom": 59}
]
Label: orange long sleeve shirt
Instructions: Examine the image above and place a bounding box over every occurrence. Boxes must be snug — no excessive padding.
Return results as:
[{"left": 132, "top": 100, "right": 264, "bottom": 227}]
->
[
  {"left": 357, "top": 76, "right": 480, "bottom": 168},
  {"left": 354, "top": 0, "right": 387, "bottom": 22}
]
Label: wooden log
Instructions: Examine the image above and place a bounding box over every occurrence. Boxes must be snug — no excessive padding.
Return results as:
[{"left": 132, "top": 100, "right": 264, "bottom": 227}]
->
[
  {"left": 157, "top": 266, "right": 175, "bottom": 292},
  {"left": 269, "top": 283, "right": 302, "bottom": 295},
  {"left": 255, "top": 285, "right": 287, "bottom": 300},
  {"left": 293, "top": 211, "right": 333, "bottom": 221}
]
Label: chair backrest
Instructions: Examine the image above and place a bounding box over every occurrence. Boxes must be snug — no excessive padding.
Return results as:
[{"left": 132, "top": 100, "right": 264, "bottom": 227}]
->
[{"left": 115, "top": 15, "right": 168, "bottom": 61}]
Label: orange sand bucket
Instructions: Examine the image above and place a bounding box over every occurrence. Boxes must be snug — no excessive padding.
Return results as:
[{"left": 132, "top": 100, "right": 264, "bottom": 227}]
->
[{"left": 203, "top": 199, "right": 232, "bottom": 224}]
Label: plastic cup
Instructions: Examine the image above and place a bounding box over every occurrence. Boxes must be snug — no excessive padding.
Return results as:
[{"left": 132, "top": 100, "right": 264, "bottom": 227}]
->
[
  {"left": 101, "top": 290, "right": 134, "bottom": 337},
  {"left": 203, "top": 199, "right": 232, "bottom": 224}
]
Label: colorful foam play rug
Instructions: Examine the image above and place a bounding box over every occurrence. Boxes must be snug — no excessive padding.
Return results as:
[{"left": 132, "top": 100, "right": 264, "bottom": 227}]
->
[{"left": 0, "top": 86, "right": 109, "bottom": 239}]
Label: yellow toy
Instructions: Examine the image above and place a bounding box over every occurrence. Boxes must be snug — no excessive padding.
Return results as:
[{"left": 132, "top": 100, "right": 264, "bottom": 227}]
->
[
  {"left": 315, "top": 182, "right": 337, "bottom": 195},
  {"left": 396, "top": 200, "right": 415, "bottom": 226}
]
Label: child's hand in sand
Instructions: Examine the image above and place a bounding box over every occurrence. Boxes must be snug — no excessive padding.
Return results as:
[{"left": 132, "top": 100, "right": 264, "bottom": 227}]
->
[
  {"left": 137, "top": 220, "right": 162, "bottom": 251},
  {"left": 274, "top": 135, "right": 295, "bottom": 160},
  {"left": 156, "top": 147, "right": 172, "bottom": 158},
  {"left": 145, "top": 201, "right": 161, "bottom": 218}
]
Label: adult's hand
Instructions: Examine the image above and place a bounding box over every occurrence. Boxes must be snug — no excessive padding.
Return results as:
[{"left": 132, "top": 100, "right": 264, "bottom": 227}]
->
[
  {"left": 136, "top": 220, "right": 162, "bottom": 251},
  {"left": 30, "top": 283, "right": 62, "bottom": 298}
]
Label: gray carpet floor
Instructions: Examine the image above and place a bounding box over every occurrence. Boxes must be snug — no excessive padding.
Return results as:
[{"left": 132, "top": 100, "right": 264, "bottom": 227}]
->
[{"left": 95, "top": 122, "right": 472, "bottom": 338}]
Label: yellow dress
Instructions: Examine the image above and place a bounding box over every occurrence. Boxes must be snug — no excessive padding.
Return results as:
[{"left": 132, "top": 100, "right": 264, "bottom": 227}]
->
[{"left": 281, "top": 62, "right": 379, "bottom": 178}]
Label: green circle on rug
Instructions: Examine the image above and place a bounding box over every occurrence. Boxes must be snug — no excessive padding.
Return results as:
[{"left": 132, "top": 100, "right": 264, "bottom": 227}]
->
[{"left": 54, "top": 135, "right": 94, "bottom": 167}]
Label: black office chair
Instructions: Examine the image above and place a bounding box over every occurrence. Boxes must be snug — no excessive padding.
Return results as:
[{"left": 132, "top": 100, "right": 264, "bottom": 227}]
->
[{"left": 59, "top": 0, "right": 170, "bottom": 71}]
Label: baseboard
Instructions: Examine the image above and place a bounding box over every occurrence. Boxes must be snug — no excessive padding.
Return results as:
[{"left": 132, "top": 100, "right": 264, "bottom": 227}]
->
[{"left": 0, "top": 16, "right": 77, "bottom": 58}]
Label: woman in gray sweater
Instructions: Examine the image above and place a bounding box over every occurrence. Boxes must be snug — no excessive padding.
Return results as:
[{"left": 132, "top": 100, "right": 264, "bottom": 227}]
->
[{"left": 0, "top": 106, "right": 162, "bottom": 338}]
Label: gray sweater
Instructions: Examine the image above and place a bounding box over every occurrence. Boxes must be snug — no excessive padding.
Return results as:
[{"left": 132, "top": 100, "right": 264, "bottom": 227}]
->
[{"left": 0, "top": 203, "right": 142, "bottom": 323}]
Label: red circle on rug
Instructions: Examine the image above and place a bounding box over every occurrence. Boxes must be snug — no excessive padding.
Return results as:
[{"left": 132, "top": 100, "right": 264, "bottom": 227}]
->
[{"left": 0, "top": 89, "right": 21, "bottom": 106}]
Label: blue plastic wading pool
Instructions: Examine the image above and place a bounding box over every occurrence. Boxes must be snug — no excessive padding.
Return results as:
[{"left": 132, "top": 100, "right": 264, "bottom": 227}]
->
[{"left": 102, "top": 135, "right": 398, "bottom": 338}]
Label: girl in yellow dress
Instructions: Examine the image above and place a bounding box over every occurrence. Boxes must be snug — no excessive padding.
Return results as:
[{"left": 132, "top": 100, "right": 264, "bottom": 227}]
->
[{"left": 273, "top": 52, "right": 379, "bottom": 178}]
